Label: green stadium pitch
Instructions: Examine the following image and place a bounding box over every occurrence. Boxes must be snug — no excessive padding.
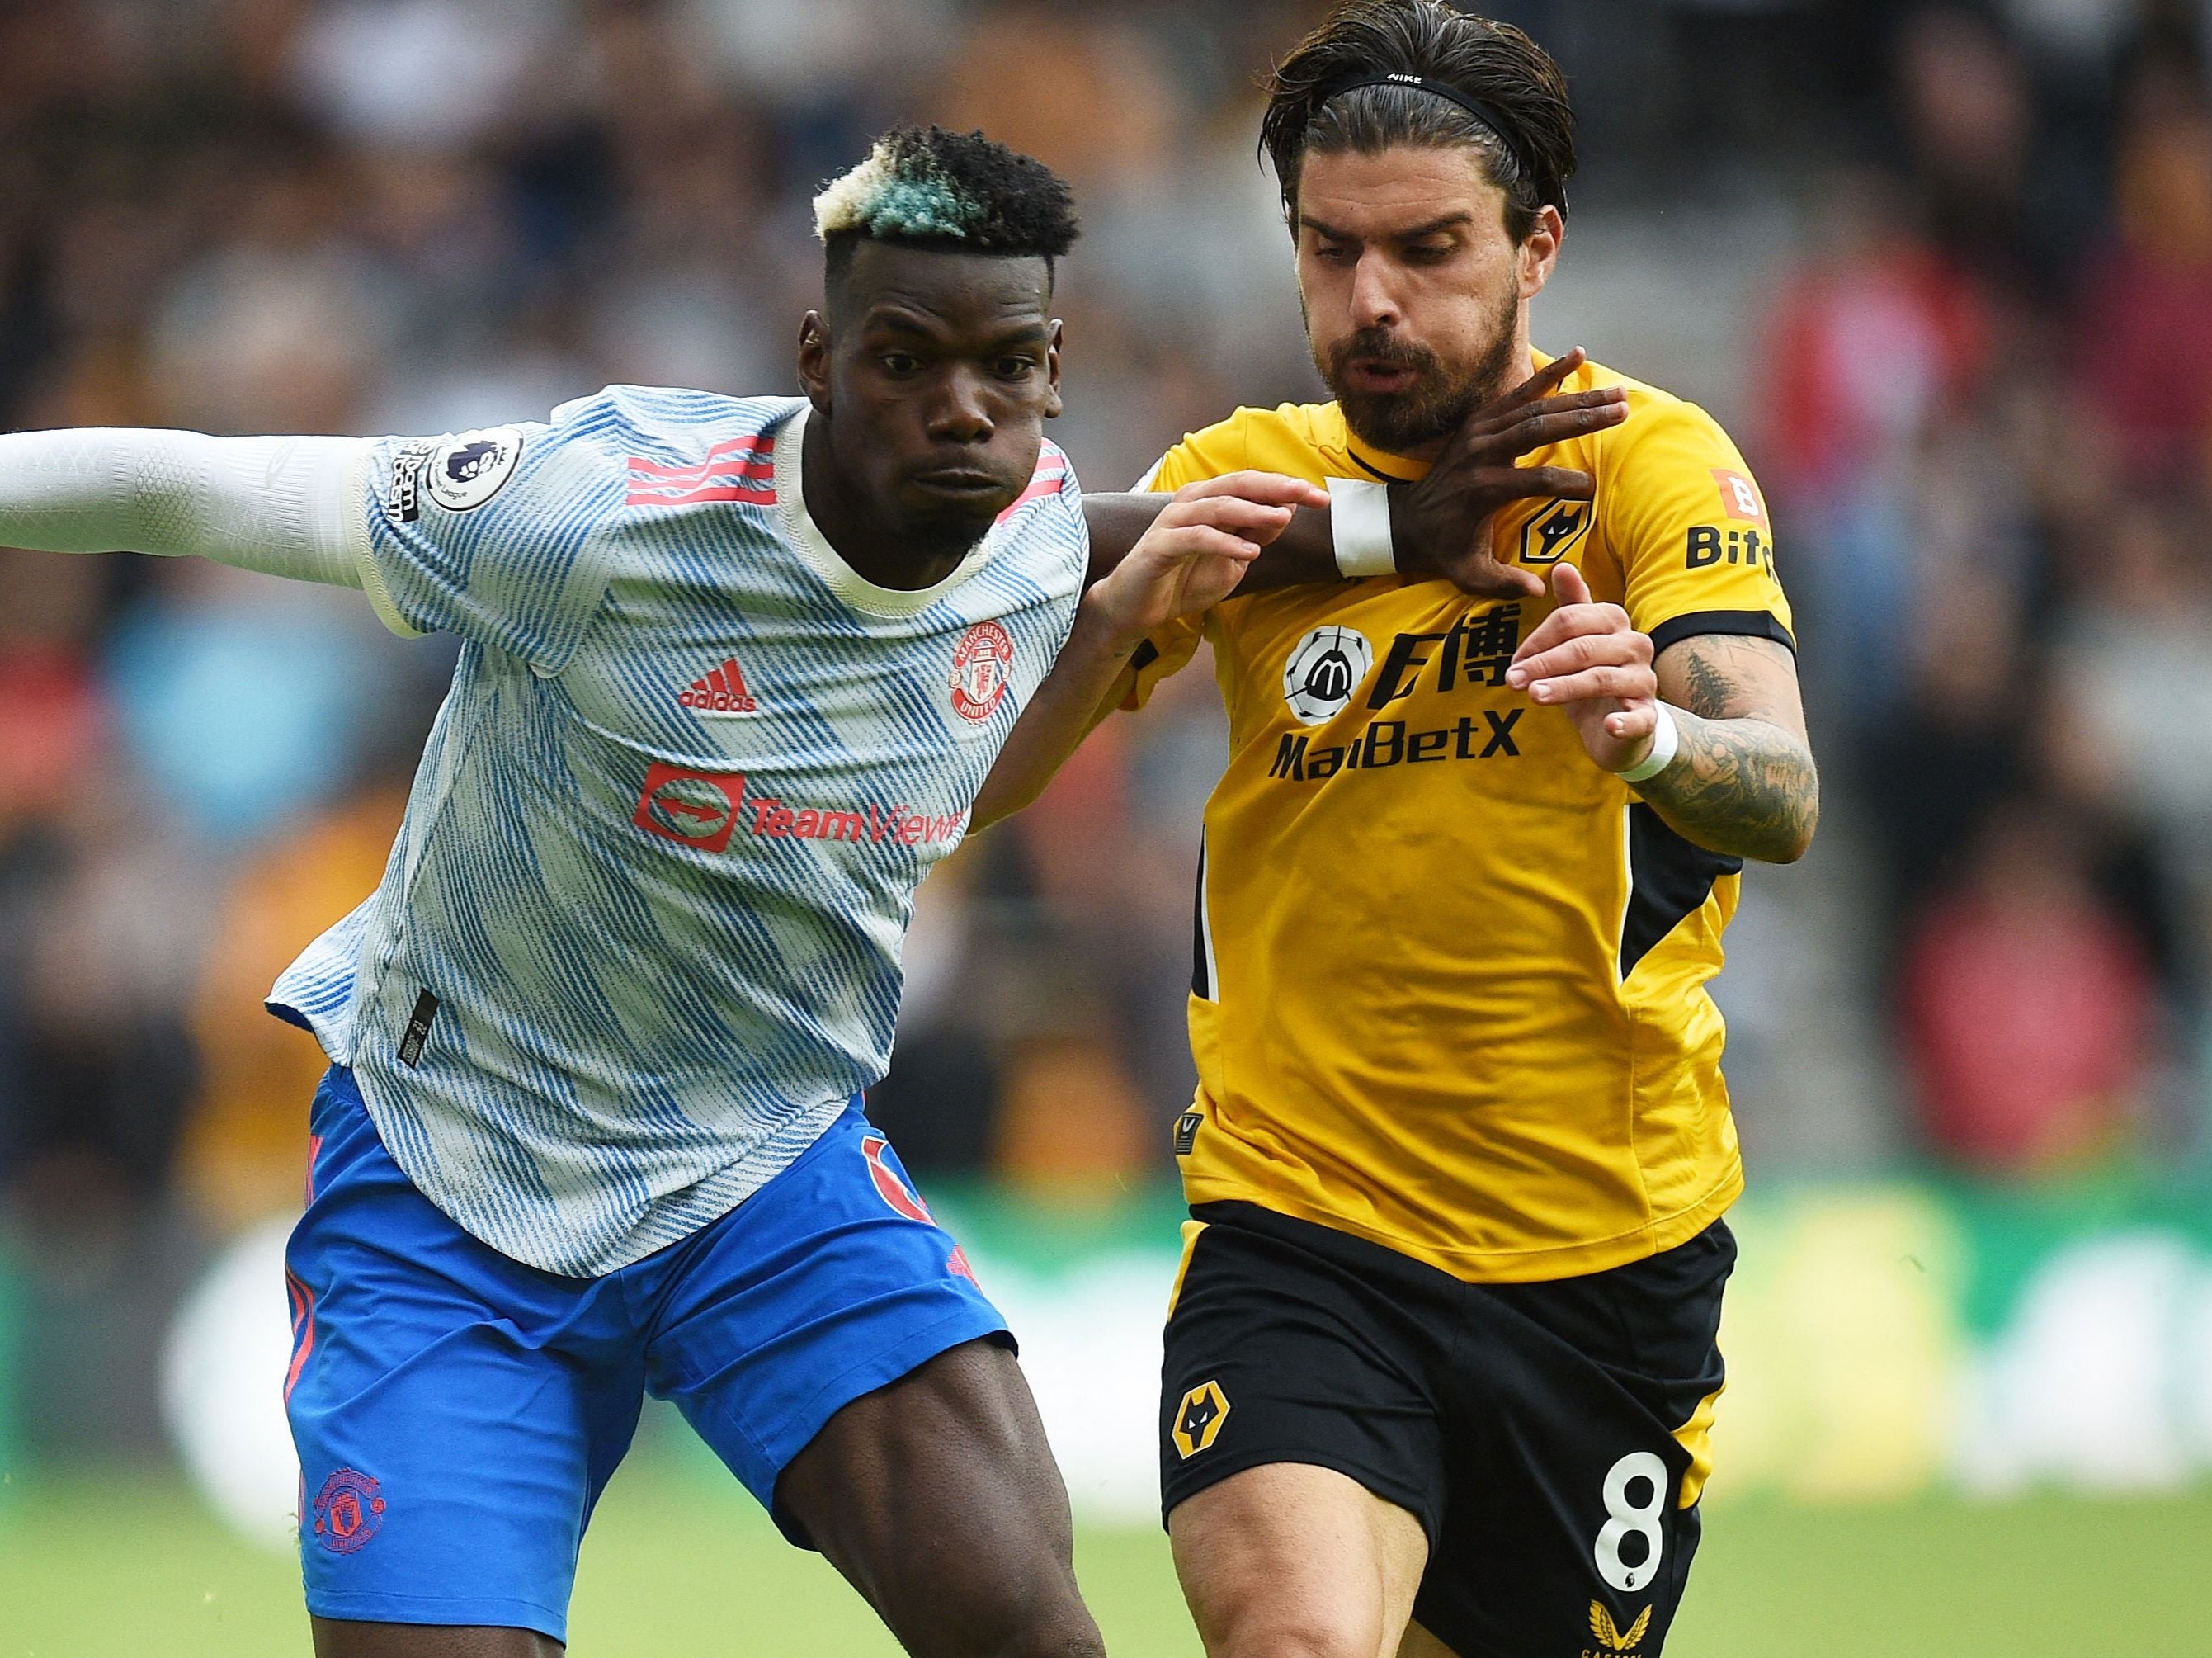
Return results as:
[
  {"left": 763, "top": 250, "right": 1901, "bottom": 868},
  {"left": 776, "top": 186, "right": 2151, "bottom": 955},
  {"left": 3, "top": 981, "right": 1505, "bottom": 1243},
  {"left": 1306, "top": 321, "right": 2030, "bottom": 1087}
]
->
[{"left": 1, "top": 1459, "right": 2206, "bottom": 1656}]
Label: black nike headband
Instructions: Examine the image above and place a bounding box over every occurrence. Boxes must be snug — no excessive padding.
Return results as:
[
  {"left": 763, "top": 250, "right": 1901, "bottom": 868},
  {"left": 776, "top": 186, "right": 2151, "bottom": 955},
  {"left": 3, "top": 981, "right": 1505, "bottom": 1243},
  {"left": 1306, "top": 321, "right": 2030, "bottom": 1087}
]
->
[{"left": 1325, "top": 73, "right": 1556, "bottom": 206}]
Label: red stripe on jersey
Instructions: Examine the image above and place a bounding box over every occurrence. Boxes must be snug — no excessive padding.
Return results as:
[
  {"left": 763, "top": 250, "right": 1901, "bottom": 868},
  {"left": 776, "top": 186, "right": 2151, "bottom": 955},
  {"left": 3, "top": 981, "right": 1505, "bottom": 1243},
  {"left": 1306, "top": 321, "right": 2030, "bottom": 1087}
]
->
[
  {"left": 627, "top": 453, "right": 776, "bottom": 483},
  {"left": 994, "top": 446, "right": 1068, "bottom": 525},
  {"left": 632, "top": 433, "right": 769, "bottom": 469},
  {"left": 625, "top": 436, "right": 778, "bottom": 507},
  {"left": 629, "top": 482, "right": 779, "bottom": 507}
]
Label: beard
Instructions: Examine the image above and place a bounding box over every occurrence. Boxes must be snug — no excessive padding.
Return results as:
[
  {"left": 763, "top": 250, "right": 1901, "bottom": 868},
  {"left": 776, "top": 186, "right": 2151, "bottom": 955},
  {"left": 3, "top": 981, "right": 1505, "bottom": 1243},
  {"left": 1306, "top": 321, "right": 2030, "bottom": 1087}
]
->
[{"left": 1314, "top": 281, "right": 1522, "bottom": 456}]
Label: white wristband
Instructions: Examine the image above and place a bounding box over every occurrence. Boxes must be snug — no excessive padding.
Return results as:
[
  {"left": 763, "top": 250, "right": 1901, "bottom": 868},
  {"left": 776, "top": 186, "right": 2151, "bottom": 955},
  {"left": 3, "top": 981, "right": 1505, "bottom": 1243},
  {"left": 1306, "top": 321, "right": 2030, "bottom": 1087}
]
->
[
  {"left": 1612, "top": 703, "right": 1681, "bottom": 783},
  {"left": 1327, "top": 476, "right": 1396, "bottom": 578}
]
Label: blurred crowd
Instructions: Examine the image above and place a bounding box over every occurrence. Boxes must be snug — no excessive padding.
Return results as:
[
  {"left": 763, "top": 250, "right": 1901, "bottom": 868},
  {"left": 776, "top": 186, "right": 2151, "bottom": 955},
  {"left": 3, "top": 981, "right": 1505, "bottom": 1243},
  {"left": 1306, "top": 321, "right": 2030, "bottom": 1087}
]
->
[
  {"left": 2, "top": 0, "right": 2211, "bottom": 1325},
  {"left": 1776, "top": 3, "right": 2212, "bottom": 1179}
]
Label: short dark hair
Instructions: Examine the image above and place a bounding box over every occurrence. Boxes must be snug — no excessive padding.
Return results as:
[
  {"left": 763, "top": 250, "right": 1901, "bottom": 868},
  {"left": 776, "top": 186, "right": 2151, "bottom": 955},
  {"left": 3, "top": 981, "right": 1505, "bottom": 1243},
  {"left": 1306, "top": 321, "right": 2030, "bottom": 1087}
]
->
[
  {"left": 1260, "top": 2, "right": 1577, "bottom": 243},
  {"left": 815, "top": 125, "right": 1080, "bottom": 298}
]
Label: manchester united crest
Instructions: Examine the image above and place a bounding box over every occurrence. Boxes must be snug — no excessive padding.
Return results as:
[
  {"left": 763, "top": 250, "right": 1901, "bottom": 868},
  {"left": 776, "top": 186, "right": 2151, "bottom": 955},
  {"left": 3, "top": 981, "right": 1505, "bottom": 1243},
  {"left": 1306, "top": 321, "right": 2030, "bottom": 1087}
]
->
[
  {"left": 950, "top": 621, "right": 1015, "bottom": 724},
  {"left": 311, "top": 1467, "right": 387, "bottom": 1554}
]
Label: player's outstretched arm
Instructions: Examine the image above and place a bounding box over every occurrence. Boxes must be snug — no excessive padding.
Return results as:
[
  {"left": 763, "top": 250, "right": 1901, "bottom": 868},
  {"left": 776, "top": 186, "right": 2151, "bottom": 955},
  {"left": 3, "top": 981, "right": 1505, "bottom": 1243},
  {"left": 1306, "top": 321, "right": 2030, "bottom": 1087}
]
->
[
  {"left": 1506, "top": 564, "right": 1819, "bottom": 864},
  {"left": 0, "top": 427, "right": 367, "bottom": 585},
  {"left": 974, "top": 472, "right": 1328, "bottom": 832},
  {"left": 1078, "top": 352, "right": 1628, "bottom": 600}
]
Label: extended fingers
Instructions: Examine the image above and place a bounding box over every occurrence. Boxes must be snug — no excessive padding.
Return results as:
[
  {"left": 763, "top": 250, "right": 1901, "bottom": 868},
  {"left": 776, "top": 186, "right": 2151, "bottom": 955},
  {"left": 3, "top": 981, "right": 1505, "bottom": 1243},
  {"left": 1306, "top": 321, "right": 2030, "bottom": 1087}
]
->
[
  {"left": 1523, "top": 664, "right": 1658, "bottom": 706},
  {"left": 1510, "top": 625, "right": 1648, "bottom": 679},
  {"left": 1158, "top": 496, "right": 1296, "bottom": 540},
  {"left": 1508, "top": 602, "right": 1638, "bottom": 668},
  {"left": 1156, "top": 524, "right": 1264, "bottom": 563},
  {"left": 1172, "top": 470, "right": 1332, "bottom": 512},
  {"left": 1476, "top": 397, "right": 1628, "bottom": 457},
  {"left": 1495, "top": 347, "right": 1587, "bottom": 411}
]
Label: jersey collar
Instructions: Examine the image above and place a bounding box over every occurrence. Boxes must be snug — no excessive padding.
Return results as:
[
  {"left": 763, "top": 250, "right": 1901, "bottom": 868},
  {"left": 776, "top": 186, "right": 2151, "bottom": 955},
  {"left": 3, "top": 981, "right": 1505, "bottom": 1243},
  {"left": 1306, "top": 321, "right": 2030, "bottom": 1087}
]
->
[
  {"left": 777, "top": 403, "right": 998, "bottom": 618},
  {"left": 1342, "top": 428, "right": 1428, "bottom": 485}
]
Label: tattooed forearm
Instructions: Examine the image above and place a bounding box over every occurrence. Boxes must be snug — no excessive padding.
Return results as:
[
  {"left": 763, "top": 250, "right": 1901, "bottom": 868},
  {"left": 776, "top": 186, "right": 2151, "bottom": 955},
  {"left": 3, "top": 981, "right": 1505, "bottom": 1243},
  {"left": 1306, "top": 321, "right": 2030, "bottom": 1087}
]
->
[{"left": 1640, "top": 634, "right": 1819, "bottom": 863}]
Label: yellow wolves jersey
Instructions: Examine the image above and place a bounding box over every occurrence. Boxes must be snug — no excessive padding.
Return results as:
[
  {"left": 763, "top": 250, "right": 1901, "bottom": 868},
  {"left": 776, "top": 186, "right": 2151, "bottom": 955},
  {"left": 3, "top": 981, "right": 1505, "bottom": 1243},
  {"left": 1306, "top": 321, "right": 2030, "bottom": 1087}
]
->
[{"left": 1130, "top": 353, "right": 1792, "bottom": 1282}]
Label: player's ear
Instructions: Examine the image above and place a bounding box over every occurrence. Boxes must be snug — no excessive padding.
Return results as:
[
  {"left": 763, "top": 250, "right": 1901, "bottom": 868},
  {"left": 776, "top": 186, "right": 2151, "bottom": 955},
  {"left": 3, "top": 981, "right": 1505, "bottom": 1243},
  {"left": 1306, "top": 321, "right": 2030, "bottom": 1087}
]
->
[
  {"left": 797, "top": 310, "right": 832, "bottom": 410},
  {"left": 1518, "top": 206, "right": 1564, "bottom": 301},
  {"left": 1045, "top": 318, "right": 1064, "bottom": 420}
]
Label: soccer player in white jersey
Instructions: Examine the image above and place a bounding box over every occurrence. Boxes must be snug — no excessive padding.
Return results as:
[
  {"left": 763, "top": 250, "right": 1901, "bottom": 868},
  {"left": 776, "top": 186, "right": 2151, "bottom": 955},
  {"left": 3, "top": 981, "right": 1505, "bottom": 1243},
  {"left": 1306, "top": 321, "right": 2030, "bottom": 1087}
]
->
[{"left": 0, "top": 127, "right": 1342, "bottom": 1657}]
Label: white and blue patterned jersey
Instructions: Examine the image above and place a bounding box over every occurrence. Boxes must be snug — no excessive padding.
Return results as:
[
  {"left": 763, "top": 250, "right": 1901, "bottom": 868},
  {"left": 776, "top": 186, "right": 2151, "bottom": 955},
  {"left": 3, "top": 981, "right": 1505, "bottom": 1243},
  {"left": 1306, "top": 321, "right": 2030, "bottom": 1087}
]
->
[{"left": 271, "top": 387, "right": 1087, "bottom": 1276}]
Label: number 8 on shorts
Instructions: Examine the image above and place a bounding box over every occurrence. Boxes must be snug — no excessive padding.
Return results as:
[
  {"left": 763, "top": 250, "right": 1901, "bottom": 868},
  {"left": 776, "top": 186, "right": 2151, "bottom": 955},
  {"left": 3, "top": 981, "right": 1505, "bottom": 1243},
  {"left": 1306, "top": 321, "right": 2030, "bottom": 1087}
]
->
[{"left": 1595, "top": 1451, "right": 1671, "bottom": 1593}]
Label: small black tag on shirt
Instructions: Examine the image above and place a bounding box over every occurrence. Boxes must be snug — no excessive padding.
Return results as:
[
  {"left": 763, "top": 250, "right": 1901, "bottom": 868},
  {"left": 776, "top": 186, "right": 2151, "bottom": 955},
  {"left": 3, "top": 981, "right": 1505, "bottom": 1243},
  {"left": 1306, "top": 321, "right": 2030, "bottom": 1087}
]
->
[
  {"left": 1174, "top": 1110, "right": 1204, "bottom": 1156},
  {"left": 398, "top": 989, "right": 439, "bottom": 1068}
]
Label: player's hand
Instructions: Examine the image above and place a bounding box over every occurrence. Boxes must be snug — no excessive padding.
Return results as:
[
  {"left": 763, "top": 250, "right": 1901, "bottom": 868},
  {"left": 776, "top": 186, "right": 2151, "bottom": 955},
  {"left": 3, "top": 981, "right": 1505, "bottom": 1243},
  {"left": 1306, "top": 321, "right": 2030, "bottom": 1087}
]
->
[
  {"left": 1394, "top": 348, "right": 1629, "bottom": 599},
  {"left": 1504, "top": 563, "right": 1659, "bottom": 773},
  {"left": 1091, "top": 471, "right": 1331, "bottom": 645}
]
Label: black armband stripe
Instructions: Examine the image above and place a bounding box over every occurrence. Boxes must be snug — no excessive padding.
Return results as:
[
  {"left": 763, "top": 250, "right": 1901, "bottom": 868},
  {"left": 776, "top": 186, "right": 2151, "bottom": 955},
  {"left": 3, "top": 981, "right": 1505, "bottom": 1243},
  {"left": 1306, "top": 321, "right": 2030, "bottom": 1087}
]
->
[{"left": 1646, "top": 610, "right": 1796, "bottom": 659}]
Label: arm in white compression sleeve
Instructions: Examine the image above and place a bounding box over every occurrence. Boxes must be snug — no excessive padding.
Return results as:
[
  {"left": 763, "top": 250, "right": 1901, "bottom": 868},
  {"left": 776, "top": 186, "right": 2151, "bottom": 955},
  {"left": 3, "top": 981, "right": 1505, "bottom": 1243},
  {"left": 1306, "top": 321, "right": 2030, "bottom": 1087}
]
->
[{"left": 0, "top": 428, "right": 370, "bottom": 587}]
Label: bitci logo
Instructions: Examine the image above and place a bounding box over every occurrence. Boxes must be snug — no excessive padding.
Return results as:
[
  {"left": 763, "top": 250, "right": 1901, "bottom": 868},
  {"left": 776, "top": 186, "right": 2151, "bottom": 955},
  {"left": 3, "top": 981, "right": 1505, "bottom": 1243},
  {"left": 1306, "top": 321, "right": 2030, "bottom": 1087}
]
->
[
  {"left": 1710, "top": 468, "right": 1768, "bottom": 528},
  {"left": 312, "top": 1468, "right": 385, "bottom": 1554},
  {"left": 950, "top": 622, "right": 1015, "bottom": 724},
  {"left": 633, "top": 762, "right": 745, "bottom": 853},
  {"left": 1282, "top": 626, "right": 1375, "bottom": 725}
]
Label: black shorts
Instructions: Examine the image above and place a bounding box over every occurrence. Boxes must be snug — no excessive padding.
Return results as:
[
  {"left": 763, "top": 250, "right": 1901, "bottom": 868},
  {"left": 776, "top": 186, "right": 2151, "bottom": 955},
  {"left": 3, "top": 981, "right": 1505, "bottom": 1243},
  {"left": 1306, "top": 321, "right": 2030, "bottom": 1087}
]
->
[{"left": 1159, "top": 1202, "right": 1733, "bottom": 1658}]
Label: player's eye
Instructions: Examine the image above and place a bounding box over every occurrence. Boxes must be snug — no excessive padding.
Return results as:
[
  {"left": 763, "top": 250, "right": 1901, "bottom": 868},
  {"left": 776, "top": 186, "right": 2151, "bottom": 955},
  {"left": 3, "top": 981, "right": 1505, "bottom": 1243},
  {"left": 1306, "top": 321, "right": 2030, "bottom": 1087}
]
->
[
  {"left": 1405, "top": 240, "right": 1455, "bottom": 263},
  {"left": 880, "top": 353, "right": 922, "bottom": 376},
  {"left": 994, "top": 356, "right": 1039, "bottom": 380},
  {"left": 1314, "top": 242, "right": 1352, "bottom": 263}
]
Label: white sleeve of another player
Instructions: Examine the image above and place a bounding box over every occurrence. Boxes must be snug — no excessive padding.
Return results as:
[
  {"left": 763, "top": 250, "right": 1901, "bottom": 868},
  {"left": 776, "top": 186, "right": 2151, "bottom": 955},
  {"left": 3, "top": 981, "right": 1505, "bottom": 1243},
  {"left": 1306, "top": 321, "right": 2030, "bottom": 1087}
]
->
[{"left": 0, "top": 428, "right": 370, "bottom": 588}]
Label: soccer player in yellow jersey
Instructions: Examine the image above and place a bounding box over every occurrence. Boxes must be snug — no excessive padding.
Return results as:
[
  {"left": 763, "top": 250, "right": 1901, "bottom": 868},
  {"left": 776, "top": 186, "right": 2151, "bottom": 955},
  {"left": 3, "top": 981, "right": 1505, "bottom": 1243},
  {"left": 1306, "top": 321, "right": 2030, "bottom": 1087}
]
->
[{"left": 978, "top": 4, "right": 1818, "bottom": 1656}]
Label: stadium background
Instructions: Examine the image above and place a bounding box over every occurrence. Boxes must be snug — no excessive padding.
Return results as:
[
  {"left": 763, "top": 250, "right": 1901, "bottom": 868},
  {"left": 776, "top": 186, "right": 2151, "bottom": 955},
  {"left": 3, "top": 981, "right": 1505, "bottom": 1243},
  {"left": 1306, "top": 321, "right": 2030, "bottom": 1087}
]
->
[{"left": 3, "top": 0, "right": 2212, "bottom": 1650}]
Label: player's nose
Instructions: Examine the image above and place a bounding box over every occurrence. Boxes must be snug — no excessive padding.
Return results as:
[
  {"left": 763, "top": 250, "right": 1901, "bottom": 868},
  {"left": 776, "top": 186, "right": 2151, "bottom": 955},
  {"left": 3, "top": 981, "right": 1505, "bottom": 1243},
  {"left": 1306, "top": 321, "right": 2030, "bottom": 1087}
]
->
[
  {"left": 1349, "top": 250, "right": 1403, "bottom": 330},
  {"left": 924, "top": 366, "right": 996, "bottom": 443}
]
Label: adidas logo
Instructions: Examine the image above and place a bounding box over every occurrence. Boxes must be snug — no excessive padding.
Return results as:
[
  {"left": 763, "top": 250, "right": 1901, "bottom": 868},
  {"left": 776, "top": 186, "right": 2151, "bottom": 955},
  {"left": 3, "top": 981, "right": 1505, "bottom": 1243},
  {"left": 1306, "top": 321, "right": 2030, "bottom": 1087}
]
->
[{"left": 679, "top": 656, "right": 760, "bottom": 717}]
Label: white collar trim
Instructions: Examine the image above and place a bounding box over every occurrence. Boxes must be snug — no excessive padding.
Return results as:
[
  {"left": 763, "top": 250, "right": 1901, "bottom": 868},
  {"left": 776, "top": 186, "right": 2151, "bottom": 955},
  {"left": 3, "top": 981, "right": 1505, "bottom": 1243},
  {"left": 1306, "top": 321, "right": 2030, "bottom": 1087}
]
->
[{"left": 776, "top": 403, "right": 998, "bottom": 617}]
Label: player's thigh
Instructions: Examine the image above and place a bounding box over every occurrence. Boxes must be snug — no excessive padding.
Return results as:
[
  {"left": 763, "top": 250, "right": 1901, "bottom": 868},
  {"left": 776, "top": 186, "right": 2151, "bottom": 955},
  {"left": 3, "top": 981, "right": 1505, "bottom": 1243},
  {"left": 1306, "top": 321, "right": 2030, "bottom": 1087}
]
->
[
  {"left": 1169, "top": 1461, "right": 1429, "bottom": 1658},
  {"left": 1413, "top": 1223, "right": 1733, "bottom": 1658},
  {"left": 1160, "top": 1210, "right": 1455, "bottom": 1658},
  {"left": 775, "top": 1337, "right": 1101, "bottom": 1658},
  {"left": 289, "top": 1070, "right": 644, "bottom": 1646},
  {"left": 644, "top": 1108, "right": 1087, "bottom": 1656}
]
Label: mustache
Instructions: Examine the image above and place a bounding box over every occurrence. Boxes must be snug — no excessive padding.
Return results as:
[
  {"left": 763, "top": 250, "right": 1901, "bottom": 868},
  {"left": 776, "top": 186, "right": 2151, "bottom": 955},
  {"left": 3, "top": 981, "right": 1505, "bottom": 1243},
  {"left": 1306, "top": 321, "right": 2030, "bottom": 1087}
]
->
[{"left": 1326, "top": 328, "right": 1447, "bottom": 380}]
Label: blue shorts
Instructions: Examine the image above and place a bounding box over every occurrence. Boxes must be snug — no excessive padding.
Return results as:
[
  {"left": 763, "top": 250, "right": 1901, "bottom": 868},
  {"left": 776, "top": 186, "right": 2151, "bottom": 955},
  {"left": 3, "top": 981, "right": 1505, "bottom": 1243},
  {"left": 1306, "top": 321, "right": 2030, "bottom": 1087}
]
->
[{"left": 283, "top": 1066, "right": 1008, "bottom": 1641}]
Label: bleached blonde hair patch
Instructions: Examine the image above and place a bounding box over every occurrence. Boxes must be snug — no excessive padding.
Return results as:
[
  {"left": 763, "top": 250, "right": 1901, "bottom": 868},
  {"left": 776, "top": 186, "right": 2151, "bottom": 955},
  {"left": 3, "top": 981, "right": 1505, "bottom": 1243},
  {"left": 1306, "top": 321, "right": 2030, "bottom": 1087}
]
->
[{"left": 813, "top": 134, "right": 987, "bottom": 244}]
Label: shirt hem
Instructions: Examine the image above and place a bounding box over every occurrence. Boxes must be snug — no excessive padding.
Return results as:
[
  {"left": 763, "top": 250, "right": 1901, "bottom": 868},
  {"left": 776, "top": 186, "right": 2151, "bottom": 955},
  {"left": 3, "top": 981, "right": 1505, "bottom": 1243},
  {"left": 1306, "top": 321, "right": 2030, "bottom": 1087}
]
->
[
  {"left": 349, "top": 1065, "right": 854, "bottom": 1278},
  {"left": 1178, "top": 1160, "right": 1745, "bottom": 1285}
]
